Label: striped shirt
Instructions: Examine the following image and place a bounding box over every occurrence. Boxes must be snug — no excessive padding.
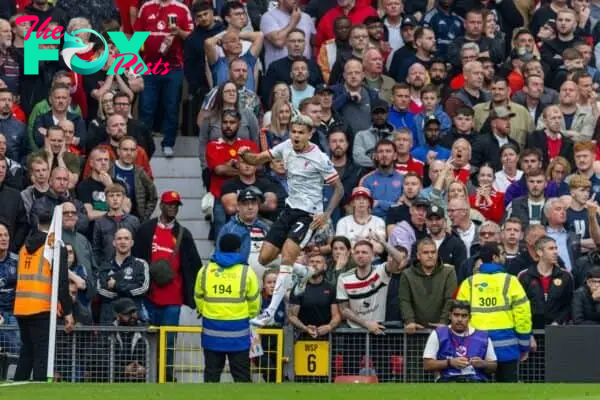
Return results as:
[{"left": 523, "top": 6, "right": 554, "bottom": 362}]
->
[
  {"left": 269, "top": 139, "right": 338, "bottom": 214},
  {"left": 336, "top": 264, "right": 391, "bottom": 328}
]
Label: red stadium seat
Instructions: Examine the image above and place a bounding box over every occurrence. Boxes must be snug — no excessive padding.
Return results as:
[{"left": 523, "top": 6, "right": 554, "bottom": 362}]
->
[{"left": 391, "top": 355, "right": 404, "bottom": 376}]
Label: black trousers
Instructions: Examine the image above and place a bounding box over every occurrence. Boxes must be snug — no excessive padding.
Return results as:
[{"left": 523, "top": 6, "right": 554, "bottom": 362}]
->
[
  {"left": 496, "top": 361, "right": 519, "bottom": 382},
  {"left": 204, "top": 349, "right": 251, "bottom": 383},
  {"left": 14, "top": 313, "right": 50, "bottom": 381}
]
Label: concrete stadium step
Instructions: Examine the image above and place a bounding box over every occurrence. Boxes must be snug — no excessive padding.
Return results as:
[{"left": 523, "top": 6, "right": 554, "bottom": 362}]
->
[
  {"left": 195, "top": 239, "right": 214, "bottom": 261},
  {"left": 151, "top": 157, "right": 202, "bottom": 179},
  {"left": 182, "top": 220, "right": 211, "bottom": 240},
  {"left": 154, "top": 178, "right": 206, "bottom": 198},
  {"left": 153, "top": 137, "right": 200, "bottom": 158}
]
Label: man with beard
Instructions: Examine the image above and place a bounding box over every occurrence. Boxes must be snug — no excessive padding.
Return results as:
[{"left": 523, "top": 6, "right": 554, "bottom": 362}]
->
[
  {"left": 540, "top": 9, "right": 580, "bottom": 78},
  {"left": 364, "top": 16, "right": 390, "bottom": 61},
  {"left": 407, "top": 63, "right": 427, "bottom": 114},
  {"left": 0, "top": 19, "right": 19, "bottom": 96},
  {"left": 389, "top": 194, "right": 430, "bottom": 252},
  {"left": 388, "top": 16, "right": 417, "bottom": 79},
  {"left": 325, "top": 128, "right": 363, "bottom": 224},
  {"left": 445, "top": 61, "right": 491, "bottom": 118},
  {"left": 290, "top": 58, "right": 315, "bottom": 108},
  {"left": 472, "top": 107, "right": 520, "bottom": 171},
  {"left": 362, "top": 48, "right": 394, "bottom": 103},
  {"left": 386, "top": 172, "right": 424, "bottom": 235},
  {"left": 0, "top": 88, "right": 26, "bottom": 163},
  {"left": 426, "top": 205, "right": 467, "bottom": 269},
  {"left": 393, "top": 27, "right": 436, "bottom": 84},
  {"left": 447, "top": 10, "right": 503, "bottom": 69},
  {"left": 422, "top": 0, "right": 464, "bottom": 59},
  {"left": 429, "top": 60, "right": 451, "bottom": 101},
  {"left": 411, "top": 117, "right": 452, "bottom": 163},
  {"left": 506, "top": 169, "right": 549, "bottom": 228},
  {"left": 353, "top": 99, "right": 394, "bottom": 168},
  {"left": 473, "top": 76, "right": 534, "bottom": 150},
  {"left": 206, "top": 111, "right": 259, "bottom": 236},
  {"left": 423, "top": 300, "right": 497, "bottom": 382},
  {"left": 359, "top": 139, "right": 405, "bottom": 219}
]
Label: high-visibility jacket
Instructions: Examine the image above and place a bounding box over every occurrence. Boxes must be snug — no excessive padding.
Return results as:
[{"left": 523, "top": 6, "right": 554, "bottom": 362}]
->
[
  {"left": 456, "top": 263, "right": 532, "bottom": 362},
  {"left": 194, "top": 254, "right": 260, "bottom": 352},
  {"left": 13, "top": 245, "right": 52, "bottom": 316}
]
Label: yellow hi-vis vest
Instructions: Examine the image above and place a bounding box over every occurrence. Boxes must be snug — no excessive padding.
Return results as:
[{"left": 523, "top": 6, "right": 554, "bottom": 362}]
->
[
  {"left": 14, "top": 245, "right": 52, "bottom": 316},
  {"left": 194, "top": 261, "right": 260, "bottom": 321}
]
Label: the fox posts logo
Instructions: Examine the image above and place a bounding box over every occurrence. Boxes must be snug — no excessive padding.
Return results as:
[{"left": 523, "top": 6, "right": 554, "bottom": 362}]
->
[{"left": 16, "top": 15, "right": 172, "bottom": 76}]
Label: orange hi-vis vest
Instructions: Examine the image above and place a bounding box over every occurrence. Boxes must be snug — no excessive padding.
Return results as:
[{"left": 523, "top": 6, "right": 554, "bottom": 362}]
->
[{"left": 13, "top": 245, "right": 52, "bottom": 316}]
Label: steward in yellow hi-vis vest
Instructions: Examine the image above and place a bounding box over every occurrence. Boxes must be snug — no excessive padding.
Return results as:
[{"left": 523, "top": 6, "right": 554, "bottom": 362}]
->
[
  {"left": 194, "top": 234, "right": 260, "bottom": 383},
  {"left": 456, "top": 243, "right": 532, "bottom": 383},
  {"left": 13, "top": 203, "right": 73, "bottom": 382}
]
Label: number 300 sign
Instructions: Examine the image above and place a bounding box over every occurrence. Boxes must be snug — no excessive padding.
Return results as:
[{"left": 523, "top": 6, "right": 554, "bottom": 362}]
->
[{"left": 294, "top": 341, "right": 329, "bottom": 376}]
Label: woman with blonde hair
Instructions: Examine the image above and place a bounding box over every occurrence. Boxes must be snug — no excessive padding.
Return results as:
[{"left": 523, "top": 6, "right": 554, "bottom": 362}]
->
[
  {"left": 546, "top": 156, "right": 571, "bottom": 195},
  {"left": 259, "top": 99, "right": 293, "bottom": 151}
]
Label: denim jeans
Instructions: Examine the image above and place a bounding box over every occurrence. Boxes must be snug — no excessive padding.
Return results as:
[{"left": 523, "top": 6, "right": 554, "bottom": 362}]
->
[
  {"left": 212, "top": 199, "right": 227, "bottom": 239},
  {"left": 0, "top": 311, "right": 20, "bottom": 354},
  {"left": 145, "top": 301, "right": 180, "bottom": 381},
  {"left": 139, "top": 68, "right": 184, "bottom": 148}
]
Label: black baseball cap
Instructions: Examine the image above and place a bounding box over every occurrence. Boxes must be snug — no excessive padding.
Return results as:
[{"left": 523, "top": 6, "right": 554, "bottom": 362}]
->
[
  {"left": 427, "top": 204, "right": 445, "bottom": 218},
  {"left": 401, "top": 15, "right": 417, "bottom": 29},
  {"left": 424, "top": 115, "right": 441, "bottom": 126},
  {"left": 315, "top": 84, "right": 334, "bottom": 94},
  {"left": 412, "top": 195, "right": 429, "bottom": 208},
  {"left": 371, "top": 99, "right": 389, "bottom": 114},
  {"left": 237, "top": 186, "right": 264, "bottom": 203}
]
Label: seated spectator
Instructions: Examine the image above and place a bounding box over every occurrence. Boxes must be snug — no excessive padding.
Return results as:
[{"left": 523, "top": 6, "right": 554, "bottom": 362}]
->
[
  {"left": 572, "top": 266, "right": 600, "bottom": 325},
  {"left": 97, "top": 228, "right": 150, "bottom": 324},
  {"left": 0, "top": 222, "right": 18, "bottom": 354},
  {"left": 217, "top": 188, "right": 271, "bottom": 279},
  {"left": 411, "top": 116, "right": 452, "bottom": 164},
  {"left": 423, "top": 300, "right": 497, "bottom": 382},
  {"left": 400, "top": 238, "right": 458, "bottom": 333},
  {"left": 199, "top": 81, "right": 260, "bottom": 174},
  {"left": 0, "top": 87, "right": 27, "bottom": 163},
  {"left": 469, "top": 164, "right": 505, "bottom": 224},
  {"left": 259, "top": 99, "right": 292, "bottom": 151},
  {"left": 62, "top": 201, "right": 96, "bottom": 280},
  {"left": 393, "top": 129, "right": 424, "bottom": 177},
  {"left": 352, "top": 99, "right": 394, "bottom": 169},
  {"left": 21, "top": 156, "right": 49, "bottom": 217},
  {"left": 494, "top": 143, "right": 523, "bottom": 193},
  {"left": 288, "top": 253, "right": 340, "bottom": 340},
  {"left": 112, "top": 136, "right": 157, "bottom": 222},
  {"left": 33, "top": 167, "right": 88, "bottom": 234},
  {"left": 32, "top": 84, "right": 86, "bottom": 152},
  {"left": 359, "top": 139, "right": 404, "bottom": 218},
  {"left": 82, "top": 114, "right": 153, "bottom": 180},
  {"left": 92, "top": 184, "right": 140, "bottom": 266},
  {"left": 336, "top": 187, "right": 386, "bottom": 253}
]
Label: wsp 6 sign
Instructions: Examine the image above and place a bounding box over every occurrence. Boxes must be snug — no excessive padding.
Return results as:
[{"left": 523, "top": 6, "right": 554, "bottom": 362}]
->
[{"left": 294, "top": 341, "right": 329, "bottom": 376}]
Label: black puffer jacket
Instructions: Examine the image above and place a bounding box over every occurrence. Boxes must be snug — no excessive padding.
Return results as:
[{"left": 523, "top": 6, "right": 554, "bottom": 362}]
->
[{"left": 572, "top": 286, "right": 600, "bottom": 325}]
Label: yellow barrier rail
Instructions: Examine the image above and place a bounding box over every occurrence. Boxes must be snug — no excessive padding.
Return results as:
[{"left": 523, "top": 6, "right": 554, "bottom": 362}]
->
[{"left": 158, "top": 326, "right": 284, "bottom": 383}]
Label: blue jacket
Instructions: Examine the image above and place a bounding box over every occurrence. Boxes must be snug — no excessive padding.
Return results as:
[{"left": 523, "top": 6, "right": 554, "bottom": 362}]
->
[
  {"left": 360, "top": 169, "right": 404, "bottom": 218},
  {"left": 331, "top": 83, "right": 379, "bottom": 112},
  {"left": 413, "top": 106, "right": 452, "bottom": 145},
  {"left": 387, "top": 107, "right": 419, "bottom": 147},
  {"left": 216, "top": 215, "right": 270, "bottom": 263},
  {"left": 422, "top": 7, "right": 465, "bottom": 58},
  {"left": 411, "top": 144, "right": 452, "bottom": 163},
  {"left": 0, "top": 117, "right": 27, "bottom": 163},
  {"left": 0, "top": 252, "right": 17, "bottom": 312}
]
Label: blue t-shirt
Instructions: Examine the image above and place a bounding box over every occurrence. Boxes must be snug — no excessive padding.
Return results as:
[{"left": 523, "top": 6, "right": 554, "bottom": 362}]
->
[
  {"left": 211, "top": 52, "right": 257, "bottom": 91},
  {"left": 567, "top": 208, "right": 588, "bottom": 239}
]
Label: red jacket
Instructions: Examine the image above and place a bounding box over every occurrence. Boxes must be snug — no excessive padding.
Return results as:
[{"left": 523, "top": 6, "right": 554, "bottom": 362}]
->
[
  {"left": 315, "top": 1, "right": 378, "bottom": 52},
  {"left": 469, "top": 189, "right": 505, "bottom": 223}
]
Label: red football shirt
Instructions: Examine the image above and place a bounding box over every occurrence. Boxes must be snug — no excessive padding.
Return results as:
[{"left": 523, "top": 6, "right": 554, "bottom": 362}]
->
[
  {"left": 206, "top": 138, "right": 259, "bottom": 198},
  {"left": 453, "top": 166, "right": 471, "bottom": 184},
  {"left": 116, "top": 0, "right": 139, "bottom": 34},
  {"left": 546, "top": 134, "right": 562, "bottom": 161},
  {"left": 148, "top": 223, "right": 183, "bottom": 306},
  {"left": 134, "top": 0, "right": 193, "bottom": 68},
  {"left": 395, "top": 155, "right": 424, "bottom": 177}
]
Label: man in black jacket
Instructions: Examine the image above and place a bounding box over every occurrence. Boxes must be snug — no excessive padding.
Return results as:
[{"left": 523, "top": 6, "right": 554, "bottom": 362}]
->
[
  {"left": 132, "top": 191, "right": 202, "bottom": 381},
  {"left": 425, "top": 204, "right": 467, "bottom": 269},
  {"left": 0, "top": 154, "right": 28, "bottom": 251},
  {"left": 517, "top": 236, "right": 573, "bottom": 329},
  {"left": 471, "top": 107, "right": 520, "bottom": 172},
  {"left": 525, "top": 105, "right": 574, "bottom": 170},
  {"left": 572, "top": 266, "right": 600, "bottom": 325}
]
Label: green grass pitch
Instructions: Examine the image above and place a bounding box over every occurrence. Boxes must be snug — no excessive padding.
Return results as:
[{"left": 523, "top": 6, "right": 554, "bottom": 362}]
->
[{"left": 2, "top": 383, "right": 600, "bottom": 400}]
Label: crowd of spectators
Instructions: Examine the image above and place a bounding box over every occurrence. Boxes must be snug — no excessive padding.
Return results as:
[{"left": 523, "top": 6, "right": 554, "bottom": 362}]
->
[{"left": 1, "top": 0, "right": 600, "bottom": 383}]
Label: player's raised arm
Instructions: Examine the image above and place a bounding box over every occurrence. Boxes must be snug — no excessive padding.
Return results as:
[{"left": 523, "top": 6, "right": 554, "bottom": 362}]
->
[{"left": 238, "top": 146, "right": 272, "bottom": 166}]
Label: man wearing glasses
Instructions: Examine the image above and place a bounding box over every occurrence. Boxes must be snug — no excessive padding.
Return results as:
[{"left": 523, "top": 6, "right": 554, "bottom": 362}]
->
[
  {"left": 456, "top": 220, "right": 502, "bottom": 283},
  {"left": 112, "top": 92, "right": 155, "bottom": 159}
]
